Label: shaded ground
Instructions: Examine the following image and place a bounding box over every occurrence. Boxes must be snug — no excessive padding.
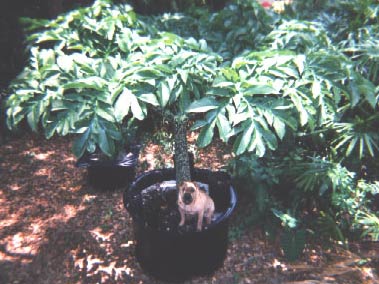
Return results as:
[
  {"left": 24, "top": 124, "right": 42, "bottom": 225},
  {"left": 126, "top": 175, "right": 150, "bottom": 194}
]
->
[{"left": 0, "top": 133, "right": 378, "bottom": 284}]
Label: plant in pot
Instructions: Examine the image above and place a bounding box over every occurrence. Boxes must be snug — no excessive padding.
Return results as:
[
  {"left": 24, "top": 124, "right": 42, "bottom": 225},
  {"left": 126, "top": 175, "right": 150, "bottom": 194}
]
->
[
  {"left": 5, "top": 0, "right": 237, "bottom": 280},
  {"left": 6, "top": 1, "right": 148, "bottom": 190}
]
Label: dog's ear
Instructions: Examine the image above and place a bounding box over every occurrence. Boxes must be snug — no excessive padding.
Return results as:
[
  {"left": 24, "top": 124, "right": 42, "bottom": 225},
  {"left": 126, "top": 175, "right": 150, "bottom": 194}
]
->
[
  {"left": 193, "top": 182, "right": 200, "bottom": 191},
  {"left": 178, "top": 181, "right": 186, "bottom": 190}
]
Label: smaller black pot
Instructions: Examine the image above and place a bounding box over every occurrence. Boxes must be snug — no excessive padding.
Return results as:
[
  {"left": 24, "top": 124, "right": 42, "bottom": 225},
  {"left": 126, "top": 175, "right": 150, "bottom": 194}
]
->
[
  {"left": 76, "top": 145, "right": 140, "bottom": 190},
  {"left": 124, "top": 168, "right": 237, "bottom": 282}
]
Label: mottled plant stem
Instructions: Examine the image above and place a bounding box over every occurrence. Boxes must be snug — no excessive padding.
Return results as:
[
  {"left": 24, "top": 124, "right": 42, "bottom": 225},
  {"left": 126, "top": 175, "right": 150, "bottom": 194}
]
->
[{"left": 174, "top": 117, "right": 191, "bottom": 187}]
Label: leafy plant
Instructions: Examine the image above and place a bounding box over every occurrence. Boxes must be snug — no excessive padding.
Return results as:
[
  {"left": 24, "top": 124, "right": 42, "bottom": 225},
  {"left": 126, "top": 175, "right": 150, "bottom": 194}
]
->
[
  {"left": 280, "top": 229, "right": 306, "bottom": 261},
  {"left": 7, "top": 0, "right": 379, "bottom": 160},
  {"left": 264, "top": 19, "right": 331, "bottom": 53},
  {"left": 228, "top": 153, "right": 280, "bottom": 211},
  {"left": 329, "top": 0, "right": 379, "bottom": 33},
  {"left": 357, "top": 212, "right": 379, "bottom": 241},
  {"left": 271, "top": 209, "right": 306, "bottom": 261},
  {"left": 341, "top": 26, "right": 379, "bottom": 85},
  {"left": 332, "top": 114, "right": 379, "bottom": 159},
  {"left": 317, "top": 211, "right": 346, "bottom": 245},
  {"left": 6, "top": 0, "right": 219, "bottom": 162}
]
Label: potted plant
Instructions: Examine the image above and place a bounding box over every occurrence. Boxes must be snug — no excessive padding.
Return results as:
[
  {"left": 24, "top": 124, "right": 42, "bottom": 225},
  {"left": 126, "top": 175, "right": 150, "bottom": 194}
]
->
[
  {"left": 5, "top": 1, "right": 238, "bottom": 279},
  {"left": 6, "top": 1, "right": 147, "bottom": 190},
  {"left": 74, "top": 119, "right": 141, "bottom": 190}
]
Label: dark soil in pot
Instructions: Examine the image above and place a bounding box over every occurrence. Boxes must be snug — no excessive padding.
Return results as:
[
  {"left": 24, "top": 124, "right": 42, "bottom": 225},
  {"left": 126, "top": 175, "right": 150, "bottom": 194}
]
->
[{"left": 124, "top": 168, "right": 237, "bottom": 282}]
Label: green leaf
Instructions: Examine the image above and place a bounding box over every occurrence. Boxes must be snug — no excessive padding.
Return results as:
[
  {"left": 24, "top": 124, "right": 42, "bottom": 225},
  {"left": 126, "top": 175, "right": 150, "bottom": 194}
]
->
[
  {"left": 358, "top": 78, "right": 377, "bottom": 108},
  {"left": 64, "top": 77, "right": 106, "bottom": 91},
  {"left": 294, "top": 55, "right": 305, "bottom": 75},
  {"left": 27, "top": 104, "right": 42, "bottom": 132},
  {"left": 170, "top": 84, "right": 184, "bottom": 105},
  {"left": 273, "top": 117, "right": 286, "bottom": 140},
  {"left": 72, "top": 128, "right": 91, "bottom": 158},
  {"left": 187, "top": 97, "right": 220, "bottom": 113},
  {"left": 197, "top": 122, "right": 216, "bottom": 148},
  {"left": 312, "top": 80, "right": 321, "bottom": 98},
  {"left": 114, "top": 89, "right": 131, "bottom": 122},
  {"left": 130, "top": 93, "right": 145, "bottom": 120},
  {"left": 138, "top": 93, "right": 159, "bottom": 106},
  {"left": 178, "top": 69, "right": 188, "bottom": 84},
  {"left": 319, "top": 182, "right": 329, "bottom": 196},
  {"left": 96, "top": 107, "right": 115, "bottom": 122},
  {"left": 277, "top": 66, "right": 299, "bottom": 78},
  {"left": 290, "top": 92, "right": 309, "bottom": 126},
  {"left": 27, "top": 111, "right": 38, "bottom": 132},
  {"left": 39, "top": 49, "right": 55, "bottom": 66},
  {"left": 191, "top": 120, "right": 208, "bottom": 131},
  {"left": 235, "top": 121, "right": 254, "bottom": 155},
  {"left": 158, "top": 81, "right": 170, "bottom": 107},
  {"left": 245, "top": 84, "right": 279, "bottom": 95},
  {"left": 107, "top": 22, "right": 115, "bottom": 40},
  {"left": 98, "top": 128, "right": 115, "bottom": 157},
  {"left": 364, "top": 134, "right": 378, "bottom": 157},
  {"left": 248, "top": 128, "right": 266, "bottom": 157},
  {"left": 281, "top": 230, "right": 306, "bottom": 261},
  {"left": 213, "top": 81, "right": 235, "bottom": 88},
  {"left": 349, "top": 81, "right": 361, "bottom": 107},
  {"left": 216, "top": 112, "right": 231, "bottom": 142},
  {"left": 45, "top": 120, "right": 58, "bottom": 139},
  {"left": 345, "top": 137, "right": 358, "bottom": 157},
  {"left": 261, "top": 128, "right": 278, "bottom": 150},
  {"left": 272, "top": 209, "right": 298, "bottom": 228},
  {"left": 359, "top": 137, "right": 364, "bottom": 159}
]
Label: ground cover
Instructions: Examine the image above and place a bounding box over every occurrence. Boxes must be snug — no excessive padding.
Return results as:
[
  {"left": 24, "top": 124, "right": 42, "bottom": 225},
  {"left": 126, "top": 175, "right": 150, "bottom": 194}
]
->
[{"left": 0, "top": 134, "right": 377, "bottom": 283}]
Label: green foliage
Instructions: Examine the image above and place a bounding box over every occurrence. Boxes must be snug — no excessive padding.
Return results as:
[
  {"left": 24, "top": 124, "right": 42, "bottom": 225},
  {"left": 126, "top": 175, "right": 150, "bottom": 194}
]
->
[
  {"left": 227, "top": 153, "right": 282, "bottom": 239},
  {"left": 272, "top": 209, "right": 298, "bottom": 229},
  {"left": 229, "top": 133, "right": 379, "bottom": 254},
  {"left": 150, "top": 1, "right": 276, "bottom": 59},
  {"left": 223, "top": 1, "right": 379, "bottom": 257},
  {"left": 199, "top": 0, "right": 275, "bottom": 59},
  {"left": 329, "top": 0, "right": 379, "bottom": 33},
  {"left": 280, "top": 229, "right": 306, "bottom": 262},
  {"left": 264, "top": 20, "right": 331, "bottom": 53},
  {"left": 7, "top": 0, "right": 379, "bottom": 161},
  {"left": 357, "top": 212, "right": 379, "bottom": 241},
  {"left": 332, "top": 114, "right": 379, "bottom": 159},
  {"left": 128, "top": 0, "right": 227, "bottom": 14},
  {"left": 6, "top": 0, "right": 220, "bottom": 158},
  {"left": 189, "top": 46, "right": 377, "bottom": 156}
]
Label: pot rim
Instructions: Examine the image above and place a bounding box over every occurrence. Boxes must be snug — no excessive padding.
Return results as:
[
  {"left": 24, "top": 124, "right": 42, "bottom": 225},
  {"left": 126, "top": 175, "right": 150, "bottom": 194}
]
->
[
  {"left": 124, "top": 168, "right": 237, "bottom": 233},
  {"left": 76, "top": 145, "right": 140, "bottom": 168}
]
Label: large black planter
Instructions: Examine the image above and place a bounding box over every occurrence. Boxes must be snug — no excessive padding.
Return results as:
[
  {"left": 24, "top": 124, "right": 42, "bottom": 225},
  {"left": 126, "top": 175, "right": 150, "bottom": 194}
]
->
[
  {"left": 76, "top": 146, "right": 139, "bottom": 190},
  {"left": 124, "top": 168, "right": 237, "bottom": 282}
]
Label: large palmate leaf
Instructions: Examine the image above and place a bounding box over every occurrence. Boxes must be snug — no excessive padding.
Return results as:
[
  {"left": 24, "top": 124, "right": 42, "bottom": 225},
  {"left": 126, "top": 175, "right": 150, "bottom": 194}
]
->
[{"left": 332, "top": 116, "right": 379, "bottom": 159}]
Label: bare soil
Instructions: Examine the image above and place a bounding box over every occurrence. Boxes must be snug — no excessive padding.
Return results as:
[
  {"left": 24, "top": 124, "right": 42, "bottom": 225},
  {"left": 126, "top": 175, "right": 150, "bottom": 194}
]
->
[{"left": 0, "top": 133, "right": 378, "bottom": 284}]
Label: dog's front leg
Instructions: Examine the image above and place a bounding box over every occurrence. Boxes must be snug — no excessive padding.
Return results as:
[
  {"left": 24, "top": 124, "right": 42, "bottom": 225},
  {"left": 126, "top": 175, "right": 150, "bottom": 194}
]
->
[
  {"left": 205, "top": 211, "right": 212, "bottom": 225},
  {"left": 196, "top": 210, "right": 204, "bottom": 231},
  {"left": 179, "top": 208, "right": 186, "bottom": 227}
]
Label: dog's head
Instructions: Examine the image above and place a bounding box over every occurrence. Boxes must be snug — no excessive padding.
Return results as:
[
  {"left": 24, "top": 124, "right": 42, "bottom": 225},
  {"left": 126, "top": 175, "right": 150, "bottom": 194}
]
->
[{"left": 179, "top": 181, "right": 199, "bottom": 205}]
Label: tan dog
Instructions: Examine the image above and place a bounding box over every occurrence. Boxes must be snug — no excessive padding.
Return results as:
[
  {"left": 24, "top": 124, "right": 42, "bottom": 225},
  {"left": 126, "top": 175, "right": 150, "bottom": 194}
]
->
[{"left": 178, "top": 181, "right": 215, "bottom": 231}]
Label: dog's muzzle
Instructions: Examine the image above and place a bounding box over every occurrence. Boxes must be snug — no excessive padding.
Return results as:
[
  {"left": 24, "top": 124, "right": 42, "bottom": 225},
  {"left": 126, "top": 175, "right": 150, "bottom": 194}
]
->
[{"left": 183, "top": 193, "right": 193, "bottom": 205}]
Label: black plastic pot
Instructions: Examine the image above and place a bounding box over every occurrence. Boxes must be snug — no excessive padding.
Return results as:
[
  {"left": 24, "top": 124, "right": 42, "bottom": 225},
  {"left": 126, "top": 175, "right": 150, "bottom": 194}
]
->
[
  {"left": 124, "top": 168, "right": 237, "bottom": 282},
  {"left": 76, "top": 145, "right": 140, "bottom": 190}
]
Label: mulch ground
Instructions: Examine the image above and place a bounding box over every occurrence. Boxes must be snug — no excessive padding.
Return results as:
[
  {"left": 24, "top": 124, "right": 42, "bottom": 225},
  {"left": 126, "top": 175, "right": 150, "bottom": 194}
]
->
[{"left": 0, "top": 133, "right": 378, "bottom": 284}]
